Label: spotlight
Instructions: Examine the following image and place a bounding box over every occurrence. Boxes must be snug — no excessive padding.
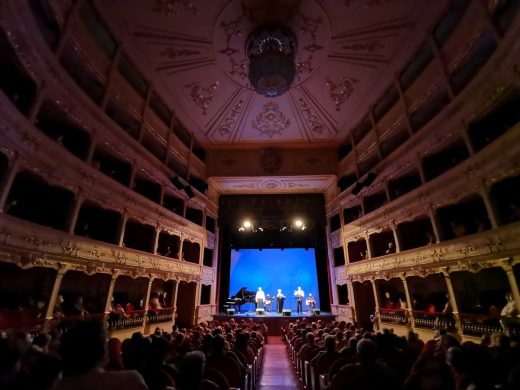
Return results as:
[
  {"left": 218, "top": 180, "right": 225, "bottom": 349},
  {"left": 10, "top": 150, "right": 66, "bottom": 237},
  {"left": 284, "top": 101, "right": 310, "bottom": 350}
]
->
[
  {"left": 243, "top": 220, "right": 251, "bottom": 228},
  {"left": 295, "top": 220, "right": 303, "bottom": 228}
]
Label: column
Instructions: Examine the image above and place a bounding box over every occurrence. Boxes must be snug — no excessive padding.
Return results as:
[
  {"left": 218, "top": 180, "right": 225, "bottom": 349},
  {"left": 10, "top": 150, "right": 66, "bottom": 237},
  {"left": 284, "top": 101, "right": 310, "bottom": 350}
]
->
[
  {"left": 54, "top": 0, "right": 84, "bottom": 56},
  {"left": 45, "top": 268, "right": 68, "bottom": 319},
  {"left": 429, "top": 208, "right": 441, "bottom": 243},
  {"left": 85, "top": 132, "right": 98, "bottom": 164},
  {"left": 28, "top": 83, "right": 46, "bottom": 124},
  {"left": 104, "top": 273, "right": 119, "bottom": 313},
  {"left": 480, "top": 185, "right": 499, "bottom": 229},
  {"left": 347, "top": 280, "right": 357, "bottom": 322},
  {"left": 503, "top": 265, "right": 520, "bottom": 314},
  {"left": 394, "top": 76, "right": 414, "bottom": 136},
  {"left": 458, "top": 122, "right": 475, "bottom": 156},
  {"left": 370, "top": 278, "right": 381, "bottom": 330},
  {"left": 152, "top": 225, "right": 160, "bottom": 255},
  {"left": 429, "top": 34, "right": 455, "bottom": 99},
  {"left": 400, "top": 274, "right": 415, "bottom": 329},
  {"left": 137, "top": 87, "right": 152, "bottom": 143},
  {"left": 101, "top": 47, "right": 122, "bottom": 110},
  {"left": 391, "top": 223, "right": 401, "bottom": 252},
  {"left": 0, "top": 158, "right": 19, "bottom": 212},
  {"left": 172, "top": 280, "right": 180, "bottom": 310},
  {"left": 178, "top": 238, "right": 184, "bottom": 260},
  {"left": 351, "top": 134, "right": 360, "bottom": 178},
  {"left": 441, "top": 269, "right": 461, "bottom": 333},
  {"left": 369, "top": 106, "right": 383, "bottom": 160},
  {"left": 416, "top": 155, "right": 427, "bottom": 184},
  {"left": 477, "top": 0, "right": 502, "bottom": 42},
  {"left": 67, "top": 192, "right": 83, "bottom": 234},
  {"left": 117, "top": 212, "right": 128, "bottom": 246},
  {"left": 143, "top": 277, "right": 154, "bottom": 324},
  {"left": 193, "top": 282, "right": 202, "bottom": 324},
  {"left": 365, "top": 233, "right": 373, "bottom": 259}
]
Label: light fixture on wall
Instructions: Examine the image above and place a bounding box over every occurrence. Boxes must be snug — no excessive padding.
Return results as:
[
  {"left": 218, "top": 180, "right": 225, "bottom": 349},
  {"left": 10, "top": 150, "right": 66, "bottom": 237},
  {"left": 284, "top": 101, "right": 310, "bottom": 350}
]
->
[{"left": 247, "top": 26, "right": 297, "bottom": 98}]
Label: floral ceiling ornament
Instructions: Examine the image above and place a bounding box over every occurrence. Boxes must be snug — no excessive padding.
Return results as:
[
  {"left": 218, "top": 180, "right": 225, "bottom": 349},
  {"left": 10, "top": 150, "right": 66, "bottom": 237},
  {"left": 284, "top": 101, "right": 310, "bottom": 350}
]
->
[
  {"left": 252, "top": 102, "right": 291, "bottom": 138},
  {"left": 160, "top": 47, "right": 200, "bottom": 59},
  {"left": 153, "top": 0, "right": 197, "bottom": 16},
  {"left": 342, "top": 40, "right": 385, "bottom": 53},
  {"left": 325, "top": 76, "right": 359, "bottom": 111},
  {"left": 185, "top": 81, "right": 219, "bottom": 114}
]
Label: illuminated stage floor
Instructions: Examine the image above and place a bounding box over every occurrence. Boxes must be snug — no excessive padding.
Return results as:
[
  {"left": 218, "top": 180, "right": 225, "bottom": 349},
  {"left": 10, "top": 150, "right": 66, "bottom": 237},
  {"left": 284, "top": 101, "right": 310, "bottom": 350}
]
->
[{"left": 213, "top": 311, "right": 335, "bottom": 336}]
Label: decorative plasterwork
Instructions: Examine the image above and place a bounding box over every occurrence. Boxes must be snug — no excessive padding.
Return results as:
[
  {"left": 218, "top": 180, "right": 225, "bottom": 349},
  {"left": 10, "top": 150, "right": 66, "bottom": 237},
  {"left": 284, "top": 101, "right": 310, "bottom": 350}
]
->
[
  {"left": 218, "top": 99, "right": 244, "bottom": 136},
  {"left": 252, "top": 102, "right": 291, "bottom": 138},
  {"left": 0, "top": 215, "right": 204, "bottom": 280},
  {"left": 153, "top": 0, "right": 197, "bottom": 16},
  {"left": 342, "top": 40, "right": 385, "bottom": 53},
  {"left": 343, "top": 222, "right": 520, "bottom": 282},
  {"left": 208, "top": 175, "right": 337, "bottom": 194},
  {"left": 297, "top": 97, "right": 325, "bottom": 134},
  {"left": 185, "top": 81, "right": 219, "bottom": 115},
  {"left": 160, "top": 47, "right": 200, "bottom": 59},
  {"left": 325, "top": 76, "right": 358, "bottom": 111}
]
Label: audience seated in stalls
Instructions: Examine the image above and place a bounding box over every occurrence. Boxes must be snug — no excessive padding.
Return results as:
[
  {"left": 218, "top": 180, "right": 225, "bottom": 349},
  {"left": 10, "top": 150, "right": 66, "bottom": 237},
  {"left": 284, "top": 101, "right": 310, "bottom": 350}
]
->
[
  {"left": 54, "top": 320, "right": 148, "bottom": 390},
  {"left": 283, "top": 317, "right": 520, "bottom": 390}
]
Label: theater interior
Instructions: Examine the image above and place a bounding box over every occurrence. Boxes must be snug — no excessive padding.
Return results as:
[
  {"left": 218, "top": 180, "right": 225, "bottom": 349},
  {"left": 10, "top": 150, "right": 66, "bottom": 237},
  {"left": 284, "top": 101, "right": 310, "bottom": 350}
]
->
[{"left": 1, "top": 1, "right": 520, "bottom": 389}]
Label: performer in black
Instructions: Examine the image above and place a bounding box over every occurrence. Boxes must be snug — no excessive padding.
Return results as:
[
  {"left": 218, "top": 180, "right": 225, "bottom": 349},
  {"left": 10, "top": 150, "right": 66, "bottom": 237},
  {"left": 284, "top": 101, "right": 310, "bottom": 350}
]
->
[
  {"left": 294, "top": 286, "right": 304, "bottom": 314},
  {"left": 276, "top": 289, "right": 285, "bottom": 313}
]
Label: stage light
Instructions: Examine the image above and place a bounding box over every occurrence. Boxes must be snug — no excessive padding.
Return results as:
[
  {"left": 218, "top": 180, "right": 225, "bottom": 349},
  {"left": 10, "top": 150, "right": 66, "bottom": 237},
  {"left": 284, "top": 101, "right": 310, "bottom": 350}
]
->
[
  {"left": 238, "top": 227, "right": 245, "bottom": 232},
  {"left": 243, "top": 220, "right": 251, "bottom": 228},
  {"left": 295, "top": 219, "right": 303, "bottom": 227}
]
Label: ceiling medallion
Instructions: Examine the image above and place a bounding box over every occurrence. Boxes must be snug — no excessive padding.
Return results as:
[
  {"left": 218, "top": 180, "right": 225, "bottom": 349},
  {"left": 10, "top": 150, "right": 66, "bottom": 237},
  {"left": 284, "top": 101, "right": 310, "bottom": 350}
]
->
[
  {"left": 252, "top": 102, "right": 291, "bottom": 138},
  {"left": 185, "top": 81, "right": 219, "bottom": 114},
  {"left": 325, "top": 76, "right": 359, "bottom": 111},
  {"left": 246, "top": 26, "right": 297, "bottom": 97}
]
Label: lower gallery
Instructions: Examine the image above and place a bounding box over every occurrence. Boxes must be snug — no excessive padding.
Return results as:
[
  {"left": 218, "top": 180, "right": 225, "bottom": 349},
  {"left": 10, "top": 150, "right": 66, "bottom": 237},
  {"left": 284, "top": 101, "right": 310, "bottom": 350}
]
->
[{"left": 1, "top": 0, "right": 520, "bottom": 389}]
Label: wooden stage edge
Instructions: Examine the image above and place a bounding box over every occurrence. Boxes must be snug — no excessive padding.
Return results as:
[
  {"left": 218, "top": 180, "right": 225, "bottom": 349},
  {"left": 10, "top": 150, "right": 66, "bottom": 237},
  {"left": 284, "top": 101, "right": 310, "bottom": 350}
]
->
[{"left": 212, "top": 312, "right": 335, "bottom": 336}]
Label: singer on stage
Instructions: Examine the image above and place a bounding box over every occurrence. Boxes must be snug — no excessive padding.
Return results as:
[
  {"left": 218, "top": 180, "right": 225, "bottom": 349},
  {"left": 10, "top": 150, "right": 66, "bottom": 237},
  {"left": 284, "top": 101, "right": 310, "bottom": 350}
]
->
[
  {"left": 294, "top": 286, "right": 304, "bottom": 314},
  {"left": 255, "top": 287, "right": 265, "bottom": 309},
  {"left": 276, "top": 289, "right": 285, "bottom": 313}
]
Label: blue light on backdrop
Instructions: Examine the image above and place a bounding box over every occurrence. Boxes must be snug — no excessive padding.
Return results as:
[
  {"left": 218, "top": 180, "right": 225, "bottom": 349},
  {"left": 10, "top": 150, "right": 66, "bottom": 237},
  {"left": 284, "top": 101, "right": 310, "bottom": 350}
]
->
[{"left": 229, "top": 248, "right": 320, "bottom": 310}]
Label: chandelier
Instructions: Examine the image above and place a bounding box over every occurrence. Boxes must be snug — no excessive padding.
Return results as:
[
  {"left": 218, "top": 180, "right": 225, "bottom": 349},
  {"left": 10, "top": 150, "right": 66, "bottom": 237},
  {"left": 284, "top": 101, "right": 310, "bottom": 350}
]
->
[{"left": 246, "top": 26, "right": 297, "bottom": 98}]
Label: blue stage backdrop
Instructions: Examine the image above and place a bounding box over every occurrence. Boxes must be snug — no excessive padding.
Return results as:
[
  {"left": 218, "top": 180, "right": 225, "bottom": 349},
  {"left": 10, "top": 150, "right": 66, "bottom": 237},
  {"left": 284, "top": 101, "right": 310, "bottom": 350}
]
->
[{"left": 229, "top": 248, "right": 320, "bottom": 310}]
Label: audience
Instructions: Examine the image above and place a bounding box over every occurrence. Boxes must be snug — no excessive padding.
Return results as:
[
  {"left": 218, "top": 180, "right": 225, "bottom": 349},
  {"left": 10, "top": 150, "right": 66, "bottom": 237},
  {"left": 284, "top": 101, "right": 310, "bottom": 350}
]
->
[
  {"left": 2, "top": 312, "right": 520, "bottom": 390},
  {"left": 283, "top": 318, "right": 520, "bottom": 390}
]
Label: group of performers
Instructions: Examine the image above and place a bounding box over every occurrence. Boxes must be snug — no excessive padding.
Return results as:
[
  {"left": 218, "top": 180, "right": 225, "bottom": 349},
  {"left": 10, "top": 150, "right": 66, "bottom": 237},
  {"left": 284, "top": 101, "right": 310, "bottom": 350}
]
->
[{"left": 254, "top": 286, "right": 316, "bottom": 314}]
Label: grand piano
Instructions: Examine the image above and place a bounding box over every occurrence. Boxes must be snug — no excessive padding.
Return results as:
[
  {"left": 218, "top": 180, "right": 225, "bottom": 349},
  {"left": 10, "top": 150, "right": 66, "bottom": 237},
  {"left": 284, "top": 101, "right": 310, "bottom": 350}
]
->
[{"left": 228, "top": 287, "right": 256, "bottom": 312}]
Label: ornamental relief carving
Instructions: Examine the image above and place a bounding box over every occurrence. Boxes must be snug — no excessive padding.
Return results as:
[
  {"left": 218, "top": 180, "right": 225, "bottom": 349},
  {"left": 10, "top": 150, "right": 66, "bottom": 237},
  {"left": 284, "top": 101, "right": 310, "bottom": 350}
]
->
[{"left": 345, "top": 225, "right": 520, "bottom": 278}]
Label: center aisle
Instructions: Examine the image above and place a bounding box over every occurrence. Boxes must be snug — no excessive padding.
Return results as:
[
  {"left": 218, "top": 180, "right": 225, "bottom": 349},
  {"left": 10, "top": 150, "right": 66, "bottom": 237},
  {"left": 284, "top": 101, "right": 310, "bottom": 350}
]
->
[{"left": 257, "top": 338, "right": 300, "bottom": 389}]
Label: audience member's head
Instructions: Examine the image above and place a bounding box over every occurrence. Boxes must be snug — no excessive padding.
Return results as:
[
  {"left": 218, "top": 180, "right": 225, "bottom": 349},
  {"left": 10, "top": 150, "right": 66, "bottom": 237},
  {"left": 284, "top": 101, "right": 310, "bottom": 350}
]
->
[
  {"left": 59, "top": 320, "right": 106, "bottom": 375},
  {"left": 356, "top": 338, "right": 378, "bottom": 365}
]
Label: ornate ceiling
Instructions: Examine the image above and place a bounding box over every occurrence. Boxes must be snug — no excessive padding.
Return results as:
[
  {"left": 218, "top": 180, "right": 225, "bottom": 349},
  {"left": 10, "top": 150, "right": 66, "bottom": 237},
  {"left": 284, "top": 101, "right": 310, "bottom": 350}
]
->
[{"left": 101, "top": 0, "right": 448, "bottom": 149}]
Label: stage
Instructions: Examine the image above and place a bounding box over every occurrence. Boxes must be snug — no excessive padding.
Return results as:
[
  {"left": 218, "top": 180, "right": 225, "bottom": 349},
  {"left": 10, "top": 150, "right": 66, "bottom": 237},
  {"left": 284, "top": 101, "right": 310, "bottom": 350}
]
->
[{"left": 212, "top": 311, "right": 335, "bottom": 336}]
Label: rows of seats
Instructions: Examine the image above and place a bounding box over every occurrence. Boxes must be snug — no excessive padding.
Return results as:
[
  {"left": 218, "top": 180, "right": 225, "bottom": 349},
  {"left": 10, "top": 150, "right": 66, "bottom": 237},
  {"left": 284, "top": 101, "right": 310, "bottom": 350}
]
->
[
  {"left": 282, "top": 318, "right": 520, "bottom": 390},
  {"left": 0, "top": 317, "right": 267, "bottom": 390}
]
